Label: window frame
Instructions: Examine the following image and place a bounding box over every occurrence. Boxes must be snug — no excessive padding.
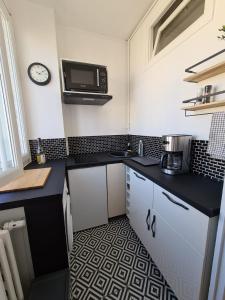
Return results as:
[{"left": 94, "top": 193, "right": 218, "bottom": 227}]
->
[
  {"left": 0, "top": 0, "right": 30, "bottom": 187},
  {"left": 0, "top": 13, "right": 23, "bottom": 186},
  {"left": 152, "top": 0, "right": 196, "bottom": 56},
  {"left": 1, "top": 5, "right": 31, "bottom": 167},
  {"left": 147, "top": 0, "right": 215, "bottom": 65}
]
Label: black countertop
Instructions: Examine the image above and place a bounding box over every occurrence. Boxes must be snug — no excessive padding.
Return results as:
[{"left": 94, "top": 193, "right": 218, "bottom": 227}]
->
[
  {"left": 0, "top": 154, "right": 223, "bottom": 217},
  {"left": 67, "top": 153, "right": 223, "bottom": 217},
  {"left": 66, "top": 153, "right": 125, "bottom": 169},
  {"left": 0, "top": 160, "right": 66, "bottom": 210},
  {"left": 124, "top": 160, "right": 223, "bottom": 217}
]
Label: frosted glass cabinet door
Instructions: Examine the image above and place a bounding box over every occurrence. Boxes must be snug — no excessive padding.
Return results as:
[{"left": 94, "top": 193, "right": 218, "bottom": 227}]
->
[{"left": 68, "top": 166, "right": 108, "bottom": 231}]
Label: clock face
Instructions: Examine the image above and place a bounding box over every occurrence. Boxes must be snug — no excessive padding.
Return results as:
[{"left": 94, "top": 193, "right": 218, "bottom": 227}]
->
[{"left": 28, "top": 63, "right": 51, "bottom": 86}]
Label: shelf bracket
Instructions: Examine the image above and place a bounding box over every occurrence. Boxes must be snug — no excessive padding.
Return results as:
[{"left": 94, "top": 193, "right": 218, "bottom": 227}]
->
[
  {"left": 182, "top": 90, "right": 225, "bottom": 104},
  {"left": 184, "top": 110, "right": 213, "bottom": 117},
  {"left": 185, "top": 48, "right": 225, "bottom": 74}
]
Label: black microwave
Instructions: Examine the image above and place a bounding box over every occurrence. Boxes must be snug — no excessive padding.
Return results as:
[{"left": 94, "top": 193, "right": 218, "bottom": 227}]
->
[{"left": 61, "top": 60, "right": 108, "bottom": 94}]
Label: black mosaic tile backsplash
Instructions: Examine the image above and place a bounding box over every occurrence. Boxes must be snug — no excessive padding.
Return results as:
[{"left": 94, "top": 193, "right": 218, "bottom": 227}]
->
[
  {"left": 191, "top": 140, "right": 225, "bottom": 181},
  {"left": 29, "top": 138, "right": 67, "bottom": 162},
  {"left": 129, "top": 135, "right": 162, "bottom": 159},
  {"left": 68, "top": 135, "right": 129, "bottom": 155},
  {"left": 130, "top": 135, "right": 225, "bottom": 182},
  {"left": 28, "top": 135, "right": 225, "bottom": 181}
]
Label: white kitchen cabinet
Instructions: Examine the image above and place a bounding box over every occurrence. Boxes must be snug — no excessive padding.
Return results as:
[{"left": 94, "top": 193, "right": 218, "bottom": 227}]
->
[
  {"left": 149, "top": 210, "right": 204, "bottom": 300},
  {"left": 68, "top": 166, "right": 108, "bottom": 232},
  {"left": 107, "top": 163, "right": 126, "bottom": 218},
  {"left": 128, "top": 168, "right": 218, "bottom": 300},
  {"left": 151, "top": 184, "right": 218, "bottom": 300},
  {"left": 129, "top": 169, "right": 154, "bottom": 252},
  {"left": 153, "top": 185, "right": 210, "bottom": 255}
]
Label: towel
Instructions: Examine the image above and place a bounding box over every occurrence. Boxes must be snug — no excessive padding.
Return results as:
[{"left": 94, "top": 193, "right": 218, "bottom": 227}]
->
[{"left": 207, "top": 112, "right": 225, "bottom": 160}]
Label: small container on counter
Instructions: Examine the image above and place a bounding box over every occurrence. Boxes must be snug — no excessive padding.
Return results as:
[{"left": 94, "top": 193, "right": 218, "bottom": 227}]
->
[
  {"left": 138, "top": 140, "right": 144, "bottom": 157},
  {"left": 127, "top": 142, "right": 132, "bottom": 153},
  {"left": 36, "top": 138, "right": 46, "bottom": 164}
]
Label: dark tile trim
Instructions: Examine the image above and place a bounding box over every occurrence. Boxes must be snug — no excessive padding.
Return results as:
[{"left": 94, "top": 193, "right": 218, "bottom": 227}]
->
[
  {"left": 191, "top": 140, "right": 225, "bottom": 182},
  {"left": 68, "top": 135, "right": 129, "bottom": 155},
  {"left": 29, "top": 135, "right": 225, "bottom": 182},
  {"left": 29, "top": 138, "right": 67, "bottom": 162},
  {"left": 130, "top": 135, "right": 225, "bottom": 182}
]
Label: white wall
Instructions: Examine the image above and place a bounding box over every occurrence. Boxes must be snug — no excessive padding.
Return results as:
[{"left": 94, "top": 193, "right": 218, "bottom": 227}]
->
[
  {"left": 129, "top": 0, "right": 225, "bottom": 140},
  {"left": 56, "top": 26, "right": 128, "bottom": 137},
  {"left": 6, "top": 0, "right": 65, "bottom": 139}
]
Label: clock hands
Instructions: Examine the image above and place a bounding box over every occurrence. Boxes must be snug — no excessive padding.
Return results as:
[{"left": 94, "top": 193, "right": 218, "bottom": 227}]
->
[{"left": 28, "top": 63, "right": 51, "bottom": 85}]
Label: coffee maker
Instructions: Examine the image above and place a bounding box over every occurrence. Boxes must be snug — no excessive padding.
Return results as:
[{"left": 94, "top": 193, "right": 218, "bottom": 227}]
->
[{"left": 161, "top": 134, "right": 192, "bottom": 175}]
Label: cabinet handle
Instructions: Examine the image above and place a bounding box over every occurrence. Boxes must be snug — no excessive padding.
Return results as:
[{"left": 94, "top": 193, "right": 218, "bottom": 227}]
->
[
  {"left": 151, "top": 215, "right": 156, "bottom": 238},
  {"left": 97, "top": 68, "right": 100, "bottom": 86},
  {"left": 162, "top": 192, "right": 189, "bottom": 210},
  {"left": 146, "top": 209, "right": 151, "bottom": 231},
  {"left": 134, "top": 172, "right": 146, "bottom": 181}
]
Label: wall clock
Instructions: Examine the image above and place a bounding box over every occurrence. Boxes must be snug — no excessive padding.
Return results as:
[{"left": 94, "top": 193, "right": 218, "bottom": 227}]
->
[{"left": 28, "top": 62, "right": 51, "bottom": 86}]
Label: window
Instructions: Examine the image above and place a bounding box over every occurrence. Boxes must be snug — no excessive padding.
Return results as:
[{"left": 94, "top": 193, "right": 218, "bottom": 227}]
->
[
  {"left": 153, "top": 0, "right": 205, "bottom": 55},
  {"left": 1, "top": 5, "right": 30, "bottom": 165},
  {"left": 0, "top": 1, "right": 30, "bottom": 186}
]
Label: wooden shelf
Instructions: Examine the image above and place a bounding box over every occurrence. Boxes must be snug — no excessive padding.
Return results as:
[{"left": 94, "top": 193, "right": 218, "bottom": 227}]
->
[
  {"left": 184, "top": 61, "right": 225, "bottom": 83},
  {"left": 182, "top": 100, "right": 225, "bottom": 111}
]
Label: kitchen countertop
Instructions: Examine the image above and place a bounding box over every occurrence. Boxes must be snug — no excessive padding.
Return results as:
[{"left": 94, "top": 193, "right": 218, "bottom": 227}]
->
[
  {"left": 0, "top": 160, "right": 66, "bottom": 210},
  {"left": 66, "top": 152, "right": 126, "bottom": 169},
  {"left": 124, "top": 160, "right": 223, "bottom": 217},
  {"left": 0, "top": 153, "right": 223, "bottom": 217},
  {"left": 67, "top": 153, "right": 223, "bottom": 217}
]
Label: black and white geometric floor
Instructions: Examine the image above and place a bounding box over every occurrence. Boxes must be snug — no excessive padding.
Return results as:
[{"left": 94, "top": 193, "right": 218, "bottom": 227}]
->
[{"left": 70, "top": 216, "right": 178, "bottom": 300}]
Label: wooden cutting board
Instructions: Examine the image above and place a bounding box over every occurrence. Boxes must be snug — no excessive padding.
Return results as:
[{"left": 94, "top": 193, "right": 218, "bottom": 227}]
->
[{"left": 0, "top": 167, "right": 52, "bottom": 193}]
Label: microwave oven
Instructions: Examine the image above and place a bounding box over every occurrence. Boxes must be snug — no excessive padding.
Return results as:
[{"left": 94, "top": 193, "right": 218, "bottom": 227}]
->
[{"left": 61, "top": 60, "right": 108, "bottom": 94}]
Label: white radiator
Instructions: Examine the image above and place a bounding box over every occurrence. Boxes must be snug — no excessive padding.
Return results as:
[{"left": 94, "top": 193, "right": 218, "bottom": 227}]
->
[{"left": 0, "top": 230, "right": 24, "bottom": 300}]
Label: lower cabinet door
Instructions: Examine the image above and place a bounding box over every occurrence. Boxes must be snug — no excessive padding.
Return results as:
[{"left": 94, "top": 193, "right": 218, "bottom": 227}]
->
[
  {"left": 68, "top": 166, "right": 108, "bottom": 231},
  {"left": 107, "top": 163, "right": 126, "bottom": 218},
  {"left": 129, "top": 170, "right": 153, "bottom": 252},
  {"left": 150, "top": 210, "right": 204, "bottom": 300}
]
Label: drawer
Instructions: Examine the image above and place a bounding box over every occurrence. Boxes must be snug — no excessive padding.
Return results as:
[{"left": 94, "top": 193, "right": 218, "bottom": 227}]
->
[
  {"left": 130, "top": 170, "right": 153, "bottom": 199},
  {"left": 153, "top": 184, "right": 209, "bottom": 255},
  {"left": 130, "top": 169, "right": 154, "bottom": 213}
]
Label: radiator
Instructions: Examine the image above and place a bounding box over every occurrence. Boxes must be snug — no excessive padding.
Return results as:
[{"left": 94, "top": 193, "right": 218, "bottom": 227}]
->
[{"left": 0, "top": 230, "right": 24, "bottom": 300}]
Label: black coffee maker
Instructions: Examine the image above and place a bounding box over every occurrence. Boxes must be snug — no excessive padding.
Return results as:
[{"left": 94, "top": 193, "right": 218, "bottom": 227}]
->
[{"left": 161, "top": 135, "right": 192, "bottom": 175}]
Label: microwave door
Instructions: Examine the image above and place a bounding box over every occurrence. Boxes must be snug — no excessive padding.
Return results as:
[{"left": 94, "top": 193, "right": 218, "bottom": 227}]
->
[
  {"left": 64, "top": 63, "right": 99, "bottom": 92},
  {"left": 71, "top": 68, "right": 97, "bottom": 91}
]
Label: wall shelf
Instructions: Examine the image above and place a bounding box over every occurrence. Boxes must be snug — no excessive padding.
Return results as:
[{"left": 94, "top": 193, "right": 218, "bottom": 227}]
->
[
  {"left": 184, "top": 61, "right": 225, "bottom": 83},
  {"left": 182, "top": 100, "right": 225, "bottom": 117},
  {"left": 182, "top": 100, "right": 225, "bottom": 111},
  {"left": 182, "top": 49, "right": 225, "bottom": 116}
]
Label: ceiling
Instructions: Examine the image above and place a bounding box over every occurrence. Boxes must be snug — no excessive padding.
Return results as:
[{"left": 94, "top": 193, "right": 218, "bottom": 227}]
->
[{"left": 28, "top": 0, "right": 154, "bottom": 40}]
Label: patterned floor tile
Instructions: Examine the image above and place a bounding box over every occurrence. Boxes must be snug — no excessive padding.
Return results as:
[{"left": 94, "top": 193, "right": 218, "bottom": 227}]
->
[
  {"left": 113, "top": 263, "right": 131, "bottom": 285},
  {"left": 70, "top": 216, "right": 178, "bottom": 300},
  {"left": 104, "top": 279, "right": 127, "bottom": 300},
  {"left": 100, "top": 257, "right": 117, "bottom": 278}
]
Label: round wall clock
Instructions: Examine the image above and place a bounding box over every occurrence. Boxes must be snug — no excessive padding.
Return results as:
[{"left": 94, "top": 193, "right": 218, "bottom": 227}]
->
[{"left": 28, "top": 62, "right": 51, "bottom": 86}]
